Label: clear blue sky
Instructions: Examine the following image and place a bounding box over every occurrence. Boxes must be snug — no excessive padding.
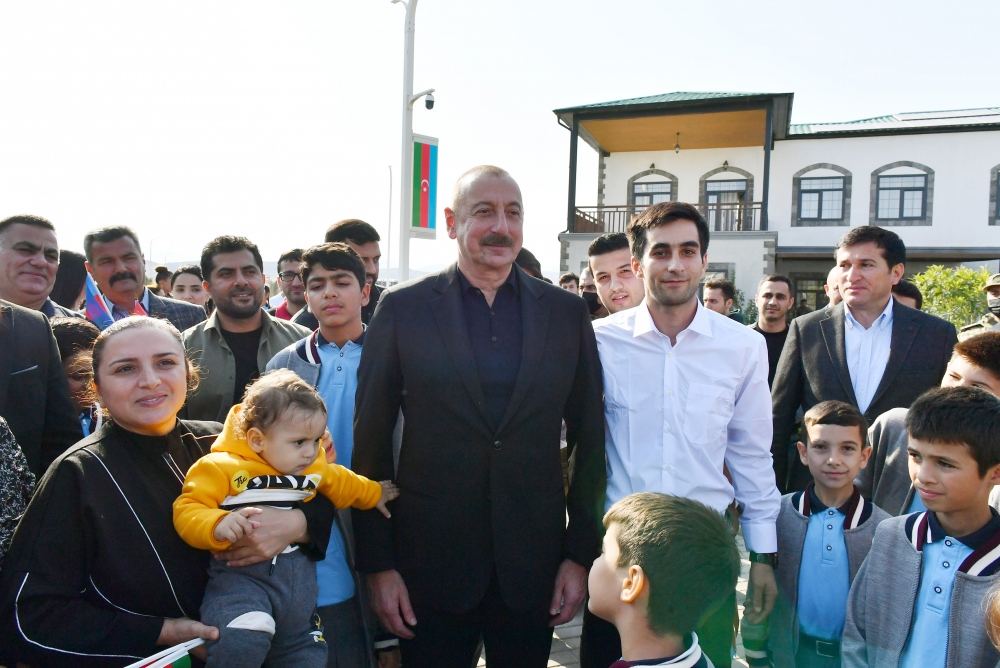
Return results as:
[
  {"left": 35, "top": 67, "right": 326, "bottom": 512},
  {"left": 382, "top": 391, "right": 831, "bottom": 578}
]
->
[{"left": 1, "top": 0, "right": 996, "bottom": 277}]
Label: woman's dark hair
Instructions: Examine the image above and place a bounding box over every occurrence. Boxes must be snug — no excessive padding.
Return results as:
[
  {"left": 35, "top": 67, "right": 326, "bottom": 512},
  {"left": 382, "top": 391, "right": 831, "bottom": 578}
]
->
[
  {"left": 50, "top": 317, "right": 100, "bottom": 362},
  {"left": 50, "top": 250, "right": 88, "bottom": 309},
  {"left": 170, "top": 265, "right": 204, "bottom": 288}
]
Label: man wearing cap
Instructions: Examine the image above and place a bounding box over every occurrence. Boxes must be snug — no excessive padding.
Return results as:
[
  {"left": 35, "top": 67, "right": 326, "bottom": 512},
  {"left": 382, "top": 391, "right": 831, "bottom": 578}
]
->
[{"left": 959, "top": 273, "right": 1000, "bottom": 340}]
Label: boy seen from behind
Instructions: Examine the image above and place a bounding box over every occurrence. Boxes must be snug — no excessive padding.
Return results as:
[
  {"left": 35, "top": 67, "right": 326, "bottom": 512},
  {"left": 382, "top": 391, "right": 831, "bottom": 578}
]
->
[
  {"left": 747, "top": 401, "right": 888, "bottom": 667},
  {"left": 588, "top": 492, "right": 739, "bottom": 667},
  {"left": 843, "top": 386, "right": 1000, "bottom": 667}
]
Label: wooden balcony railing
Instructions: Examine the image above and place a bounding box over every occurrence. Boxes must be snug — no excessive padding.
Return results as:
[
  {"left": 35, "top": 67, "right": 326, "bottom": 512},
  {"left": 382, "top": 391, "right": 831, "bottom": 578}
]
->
[{"left": 572, "top": 202, "right": 764, "bottom": 234}]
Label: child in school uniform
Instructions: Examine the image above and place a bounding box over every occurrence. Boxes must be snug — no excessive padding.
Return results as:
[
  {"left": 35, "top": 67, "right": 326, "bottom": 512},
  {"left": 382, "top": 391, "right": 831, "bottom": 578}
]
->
[
  {"left": 744, "top": 400, "right": 888, "bottom": 668},
  {"left": 173, "top": 369, "right": 399, "bottom": 668},
  {"left": 842, "top": 386, "right": 1000, "bottom": 668},
  {"left": 588, "top": 492, "right": 740, "bottom": 667}
]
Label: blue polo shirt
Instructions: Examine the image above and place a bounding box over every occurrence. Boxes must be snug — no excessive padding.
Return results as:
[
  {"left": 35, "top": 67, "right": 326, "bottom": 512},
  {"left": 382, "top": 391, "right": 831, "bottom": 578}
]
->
[
  {"left": 796, "top": 486, "right": 851, "bottom": 640},
  {"left": 314, "top": 330, "right": 364, "bottom": 607},
  {"left": 900, "top": 510, "right": 1000, "bottom": 668}
]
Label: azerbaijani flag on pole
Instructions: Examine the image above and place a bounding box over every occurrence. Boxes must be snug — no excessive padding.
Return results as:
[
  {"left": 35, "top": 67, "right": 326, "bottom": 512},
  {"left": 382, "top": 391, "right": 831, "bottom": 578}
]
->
[
  {"left": 411, "top": 134, "right": 438, "bottom": 239},
  {"left": 124, "top": 638, "right": 205, "bottom": 668},
  {"left": 84, "top": 272, "right": 115, "bottom": 330}
]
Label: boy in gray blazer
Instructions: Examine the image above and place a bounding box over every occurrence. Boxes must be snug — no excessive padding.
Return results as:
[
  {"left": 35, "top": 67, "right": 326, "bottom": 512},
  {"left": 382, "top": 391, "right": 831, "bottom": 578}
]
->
[
  {"left": 746, "top": 401, "right": 888, "bottom": 667},
  {"left": 843, "top": 386, "right": 1000, "bottom": 668}
]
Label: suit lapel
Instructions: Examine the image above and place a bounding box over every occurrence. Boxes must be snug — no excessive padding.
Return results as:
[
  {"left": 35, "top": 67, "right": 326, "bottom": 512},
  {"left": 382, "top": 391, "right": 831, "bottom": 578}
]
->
[
  {"left": 496, "top": 268, "right": 548, "bottom": 434},
  {"left": 868, "top": 302, "right": 919, "bottom": 411},
  {"left": 0, "top": 304, "right": 11, "bottom": 411},
  {"left": 429, "top": 266, "right": 493, "bottom": 431},
  {"left": 820, "top": 306, "right": 859, "bottom": 406}
]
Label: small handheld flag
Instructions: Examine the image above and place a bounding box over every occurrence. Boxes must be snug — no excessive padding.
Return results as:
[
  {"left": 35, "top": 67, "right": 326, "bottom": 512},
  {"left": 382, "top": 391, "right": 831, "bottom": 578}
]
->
[
  {"left": 84, "top": 272, "right": 115, "bottom": 330},
  {"left": 124, "top": 638, "right": 205, "bottom": 668}
]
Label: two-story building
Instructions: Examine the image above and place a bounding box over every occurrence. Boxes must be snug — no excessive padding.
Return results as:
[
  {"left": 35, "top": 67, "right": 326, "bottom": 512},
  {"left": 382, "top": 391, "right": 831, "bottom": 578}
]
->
[{"left": 554, "top": 91, "right": 1000, "bottom": 310}]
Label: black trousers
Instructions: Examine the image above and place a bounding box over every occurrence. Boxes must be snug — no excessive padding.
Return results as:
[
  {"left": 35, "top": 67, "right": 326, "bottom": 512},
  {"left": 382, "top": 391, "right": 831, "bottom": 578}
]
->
[
  {"left": 579, "top": 589, "right": 737, "bottom": 668},
  {"left": 400, "top": 574, "right": 553, "bottom": 668}
]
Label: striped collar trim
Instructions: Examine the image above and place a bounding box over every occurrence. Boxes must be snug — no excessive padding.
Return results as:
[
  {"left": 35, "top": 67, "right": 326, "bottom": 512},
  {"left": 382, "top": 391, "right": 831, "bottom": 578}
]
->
[
  {"left": 794, "top": 484, "right": 869, "bottom": 529},
  {"left": 904, "top": 510, "right": 1000, "bottom": 575},
  {"left": 300, "top": 328, "right": 365, "bottom": 365}
]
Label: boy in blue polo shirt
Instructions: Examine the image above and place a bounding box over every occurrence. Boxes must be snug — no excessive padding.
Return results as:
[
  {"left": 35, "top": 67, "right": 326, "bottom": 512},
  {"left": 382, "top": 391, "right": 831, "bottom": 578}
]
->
[
  {"left": 745, "top": 400, "right": 888, "bottom": 667},
  {"left": 843, "top": 386, "right": 1000, "bottom": 668},
  {"left": 267, "top": 242, "right": 393, "bottom": 668},
  {"left": 588, "top": 493, "right": 739, "bottom": 667}
]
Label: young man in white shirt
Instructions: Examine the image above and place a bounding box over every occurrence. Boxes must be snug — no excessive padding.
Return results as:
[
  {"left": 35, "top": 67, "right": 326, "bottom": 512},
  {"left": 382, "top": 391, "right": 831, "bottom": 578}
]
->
[{"left": 583, "top": 201, "right": 780, "bottom": 668}]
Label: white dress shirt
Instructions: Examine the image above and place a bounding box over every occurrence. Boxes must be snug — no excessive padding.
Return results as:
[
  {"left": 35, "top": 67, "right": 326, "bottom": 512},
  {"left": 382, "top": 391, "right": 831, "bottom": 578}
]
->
[
  {"left": 844, "top": 297, "right": 894, "bottom": 414},
  {"left": 594, "top": 301, "right": 780, "bottom": 552}
]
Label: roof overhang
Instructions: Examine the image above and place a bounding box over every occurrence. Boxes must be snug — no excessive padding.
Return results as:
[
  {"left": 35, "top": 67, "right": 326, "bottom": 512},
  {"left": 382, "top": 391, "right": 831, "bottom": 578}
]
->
[{"left": 554, "top": 93, "right": 794, "bottom": 154}]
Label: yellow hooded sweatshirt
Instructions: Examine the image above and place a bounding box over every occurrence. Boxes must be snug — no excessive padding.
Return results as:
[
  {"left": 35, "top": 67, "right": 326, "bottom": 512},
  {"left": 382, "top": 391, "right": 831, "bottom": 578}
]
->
[{"left": 173, "top": 404, "right": 382, "bottom": 551}]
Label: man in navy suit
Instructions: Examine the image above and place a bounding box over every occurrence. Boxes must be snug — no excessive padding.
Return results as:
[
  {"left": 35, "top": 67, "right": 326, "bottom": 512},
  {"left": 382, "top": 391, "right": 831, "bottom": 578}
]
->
[
  {"left": 83, "top": 226, "right": 205, "bottom": 332},
  {"left": 352, "top": 165, "right": 605, "bottom": 668}
]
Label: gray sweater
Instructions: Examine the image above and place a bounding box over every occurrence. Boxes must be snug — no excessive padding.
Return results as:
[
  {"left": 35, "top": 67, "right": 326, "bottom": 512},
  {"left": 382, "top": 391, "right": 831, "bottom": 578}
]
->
[
  {"left": 842, "top": 512, "right": 1000, "bottom": 668},
  {"left": 765, "top": 489, "right": 888, "bottom": 667},
  {"left": 859, "top": 407, "right": 913, "bottom": 515}
]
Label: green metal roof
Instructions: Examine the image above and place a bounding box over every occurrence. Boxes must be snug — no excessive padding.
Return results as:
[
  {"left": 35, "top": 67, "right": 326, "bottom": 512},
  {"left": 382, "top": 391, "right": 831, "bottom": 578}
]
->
[
  {"left": 791, "top": 108, "right": 1000, "bottom": 135},
  {"left": 555, "top": 91, "right": 781, "bottom": 113}
]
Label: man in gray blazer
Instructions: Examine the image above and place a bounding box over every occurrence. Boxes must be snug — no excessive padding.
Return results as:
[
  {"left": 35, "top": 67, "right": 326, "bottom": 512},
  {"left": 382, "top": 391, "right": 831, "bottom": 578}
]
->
[{"left": 771, "top": 226, "right": 956, "bottom": 493}]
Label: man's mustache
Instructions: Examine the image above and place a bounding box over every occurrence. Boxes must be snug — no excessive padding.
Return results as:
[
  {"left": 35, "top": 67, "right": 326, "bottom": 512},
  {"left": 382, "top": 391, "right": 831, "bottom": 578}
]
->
[
  {"left": 481, "top": 234, "right": 513, "bottom": 247},
  {"left": 110, "top": 271, "right": 137, "bottom": 284}
]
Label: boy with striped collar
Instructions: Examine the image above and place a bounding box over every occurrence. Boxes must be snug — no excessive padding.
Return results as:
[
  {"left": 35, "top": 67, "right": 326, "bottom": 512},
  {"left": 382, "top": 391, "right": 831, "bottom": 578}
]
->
[
  {"left": 588, "top": 493, "right": 739, "bottom": 668},
  {"left": 747, "top": 401, "right": 888, "bottom": 667},
  {"left": 843, "top": 386, "right": 1000, "bottom": 667}
]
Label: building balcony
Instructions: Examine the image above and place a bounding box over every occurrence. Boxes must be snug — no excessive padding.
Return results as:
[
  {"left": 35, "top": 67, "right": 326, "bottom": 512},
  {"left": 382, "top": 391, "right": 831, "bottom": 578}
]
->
[{"left": 572, "top": 202, "right": 765, "bottom": 234}]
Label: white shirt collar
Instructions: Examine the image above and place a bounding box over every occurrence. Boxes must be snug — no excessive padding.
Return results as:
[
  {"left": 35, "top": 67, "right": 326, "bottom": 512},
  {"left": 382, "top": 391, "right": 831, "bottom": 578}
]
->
[
  {"left": 632, "top": 300, "right": 714, "bottom": 340},
  {"left": 845, "top": 296, "right": 894, "bottom": 331}
]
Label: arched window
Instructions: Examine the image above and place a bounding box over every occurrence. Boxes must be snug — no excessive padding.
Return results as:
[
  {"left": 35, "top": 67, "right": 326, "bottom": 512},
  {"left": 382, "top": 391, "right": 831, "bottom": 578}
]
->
[
  {"left": 627, "top": 169, "right": 678, "bottom": 213},
  {"left": 869, "top": 161, "right": 934, "bottom": 226},
  {"left": 699, "top": 165, "right": 756, "bottom": 231},
  {"left": 791, "top": 163, "right": 851, "bottom": 226}
]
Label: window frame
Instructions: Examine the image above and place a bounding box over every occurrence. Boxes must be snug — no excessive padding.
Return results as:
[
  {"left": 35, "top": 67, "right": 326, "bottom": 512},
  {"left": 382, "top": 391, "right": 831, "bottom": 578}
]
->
[
  {"left": 798, "top": 176, "right": 845, "bottom": 221},
  {"left": 876, "top": 174, "right": 928, "bottom": 220}
]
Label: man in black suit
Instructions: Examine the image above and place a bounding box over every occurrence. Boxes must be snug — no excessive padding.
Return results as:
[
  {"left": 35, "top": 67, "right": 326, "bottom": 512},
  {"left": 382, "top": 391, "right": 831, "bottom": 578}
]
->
[
  {"left": 83, "top": 226, "right": 206, "bottom": 332},
  {"left": 0, "top": 299, "right": 81, "bottom": 475},
  {"left": 771, "top": 226, "right": 957, "bottom": 492},
  {"left": 352, "top": 165, "right": 605, "bottom": 668}
]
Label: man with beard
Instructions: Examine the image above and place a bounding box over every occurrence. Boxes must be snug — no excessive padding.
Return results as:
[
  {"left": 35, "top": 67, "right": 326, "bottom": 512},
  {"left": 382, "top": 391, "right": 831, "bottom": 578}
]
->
[
  {"left": 182, "top": 236, "right": 309, "bottom": 422},
  {"left": 351, "top": 165, "right": 605, "bottom": 668},
  {"left": 273, "top": 248, "right": 306, "bottom": 320},
  {"left": 83, "top": 226, "right": 206, "bottom": 331},
  {"left": 585, "top": 201, "right": 779, "bottom": 668},
  {"left": 750, "top": 274, "right": 793, "bottom": 387}
]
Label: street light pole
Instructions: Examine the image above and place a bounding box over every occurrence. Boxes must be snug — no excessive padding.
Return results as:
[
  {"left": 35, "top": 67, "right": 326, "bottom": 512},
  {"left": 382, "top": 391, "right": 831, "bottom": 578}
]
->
[{"left": 393, "top": 0, "right": 433, "bottom": 282}]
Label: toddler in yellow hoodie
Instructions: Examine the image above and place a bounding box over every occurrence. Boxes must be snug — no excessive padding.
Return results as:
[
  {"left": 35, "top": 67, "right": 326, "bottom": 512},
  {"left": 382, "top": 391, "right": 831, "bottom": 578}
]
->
[{"left": 174, "top": 369, "right": 398, "bottom": 668}]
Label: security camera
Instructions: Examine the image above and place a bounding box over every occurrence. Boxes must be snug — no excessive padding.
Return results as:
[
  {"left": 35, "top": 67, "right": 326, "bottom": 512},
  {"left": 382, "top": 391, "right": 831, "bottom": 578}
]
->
[{"left": 425, "top": 93, "right": 435, "bottom": 110}]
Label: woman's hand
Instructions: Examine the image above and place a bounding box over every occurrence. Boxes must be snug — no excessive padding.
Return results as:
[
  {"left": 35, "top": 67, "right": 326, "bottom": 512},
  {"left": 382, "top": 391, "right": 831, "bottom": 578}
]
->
[{"left": 214, "top": 507, "right": 307, "bottom": 567}]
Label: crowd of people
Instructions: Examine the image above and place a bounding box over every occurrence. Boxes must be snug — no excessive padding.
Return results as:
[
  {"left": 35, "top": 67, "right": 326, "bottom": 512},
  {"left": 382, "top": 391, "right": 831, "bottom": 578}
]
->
[{"left": 0, "top": 164, "right": 998, "bottom": 668}]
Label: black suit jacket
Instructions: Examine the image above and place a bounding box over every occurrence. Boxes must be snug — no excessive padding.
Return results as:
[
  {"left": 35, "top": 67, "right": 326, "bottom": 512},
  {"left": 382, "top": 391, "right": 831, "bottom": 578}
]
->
[
  {"left": 352, "top": 264, "right": 605, "bottom": 613},
  {"left": 771, "top": 301, "right": 957, "bottom": 492},
  {"left": 0, "top": 300, "right": 82, "bottom": 475}
]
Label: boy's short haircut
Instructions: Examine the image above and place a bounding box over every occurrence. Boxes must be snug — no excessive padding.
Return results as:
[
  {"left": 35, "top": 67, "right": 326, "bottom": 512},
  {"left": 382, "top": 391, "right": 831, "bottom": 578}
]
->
[
  {"left": 803, "top": 400, "right": 868, "bottom": 447},
  {"left": 300, "top": 243, "right": 366, "bottom": 289},
  {"left": 604, "top": 492, "right": 739, "bottom": 637},
  {"left": 906, "top": 386, "right": 1000, "bottom": 476},
  {"left": 238, "top": 369, "right": 327, "bottom": 437},
  {"left": 588, "top": 232, "right": 630, "bottom": 259},
  {"left": 953, "top": 332, "right": 1000, "bottom": 385},
  {"left": 703, "top": 279, "right": 735, "bottom": 301},
  {"left": 50, "top": 317, "right": 101, "bottom": 362}
]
